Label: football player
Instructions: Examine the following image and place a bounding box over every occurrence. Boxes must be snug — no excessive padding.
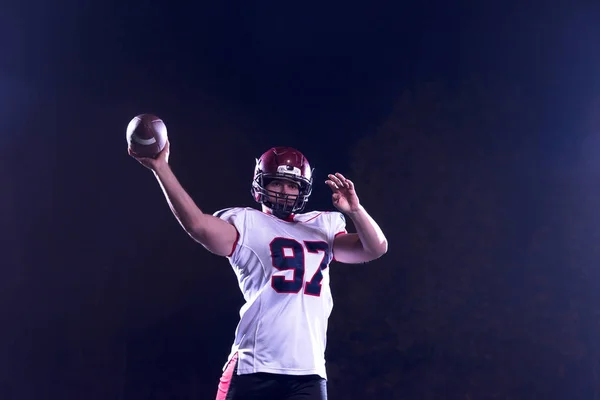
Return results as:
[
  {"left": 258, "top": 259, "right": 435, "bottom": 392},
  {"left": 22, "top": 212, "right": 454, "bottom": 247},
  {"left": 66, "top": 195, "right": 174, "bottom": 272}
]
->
[{"left": 129, "top": 141, "right": 388, "bottom": 400}]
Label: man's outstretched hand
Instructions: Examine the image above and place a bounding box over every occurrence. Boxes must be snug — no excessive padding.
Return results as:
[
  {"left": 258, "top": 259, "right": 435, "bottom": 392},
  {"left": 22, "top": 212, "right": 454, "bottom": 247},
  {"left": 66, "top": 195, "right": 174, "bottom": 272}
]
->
[
  {"left": 325, "top": 172, "right": 361, "bottom": 214},
  {"left": 129, "top": 139, "right": 171, "bottom": 172}
]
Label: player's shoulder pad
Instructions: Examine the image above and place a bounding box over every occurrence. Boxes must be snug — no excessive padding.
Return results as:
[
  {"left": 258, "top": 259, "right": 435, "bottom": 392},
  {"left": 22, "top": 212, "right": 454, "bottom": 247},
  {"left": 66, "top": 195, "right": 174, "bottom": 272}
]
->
[
  {"left": 328, "top": 210, "right": 345, "bottom": 221},
  {"left": 213, "top": 207, "right": 236, "bottom": 219},
  {"left": 213, "top": 207, "right": 253, "bottom": 219},
  {"left": 327, "top": 210, "right": 347, "bottom": 233},
  {"left": 293, "top": 210, "right": 323, "bottom": 221}
]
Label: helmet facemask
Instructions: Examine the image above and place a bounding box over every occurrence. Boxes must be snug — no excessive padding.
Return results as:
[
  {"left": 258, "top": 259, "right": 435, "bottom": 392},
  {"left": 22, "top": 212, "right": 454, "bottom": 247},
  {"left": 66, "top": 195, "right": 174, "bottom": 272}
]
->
[{"left": 252, "top": 171, "right": 313, "bottom": 216}]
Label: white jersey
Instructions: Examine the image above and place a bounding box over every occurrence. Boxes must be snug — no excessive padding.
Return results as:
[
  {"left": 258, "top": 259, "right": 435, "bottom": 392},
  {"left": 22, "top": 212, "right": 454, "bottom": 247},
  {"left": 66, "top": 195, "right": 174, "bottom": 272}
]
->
[{"left": 213, "top": 207, "right": 347, "bottom": 379}]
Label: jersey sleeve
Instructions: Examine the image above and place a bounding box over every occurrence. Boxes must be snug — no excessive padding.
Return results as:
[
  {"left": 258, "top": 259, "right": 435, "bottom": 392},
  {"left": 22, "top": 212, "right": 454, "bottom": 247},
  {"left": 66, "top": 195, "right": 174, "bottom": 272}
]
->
[
  {"left": 330, "top": 211, "right": 348, "bottom": 237},
  {"left": 327, "top": 212, "right": 348, "bottom": 261},
  {"left": 213, "top": 207, "right": 248, "bottom": 262}
]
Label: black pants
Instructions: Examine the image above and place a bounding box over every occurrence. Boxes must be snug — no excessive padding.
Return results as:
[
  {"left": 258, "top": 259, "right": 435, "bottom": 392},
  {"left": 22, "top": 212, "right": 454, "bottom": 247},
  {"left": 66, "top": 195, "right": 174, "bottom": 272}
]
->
[{"left": 216, "top": 354, "right": 328, "bottom": 400}]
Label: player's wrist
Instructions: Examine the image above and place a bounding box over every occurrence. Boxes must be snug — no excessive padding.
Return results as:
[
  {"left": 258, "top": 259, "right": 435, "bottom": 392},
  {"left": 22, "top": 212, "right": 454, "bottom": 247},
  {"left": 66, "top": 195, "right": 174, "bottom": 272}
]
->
[
  {"left": 344, "top": 204, "right": 365, "bottom": 218},
  {"left": 152, "top": 162, "right": 171, "bottom": 177}
]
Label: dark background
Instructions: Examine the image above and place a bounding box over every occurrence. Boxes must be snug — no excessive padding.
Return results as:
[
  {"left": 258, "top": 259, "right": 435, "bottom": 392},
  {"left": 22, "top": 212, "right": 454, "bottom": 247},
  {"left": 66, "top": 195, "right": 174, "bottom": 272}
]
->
[{"left": 2, "top": 0, "right": 600, "bottom": 398}]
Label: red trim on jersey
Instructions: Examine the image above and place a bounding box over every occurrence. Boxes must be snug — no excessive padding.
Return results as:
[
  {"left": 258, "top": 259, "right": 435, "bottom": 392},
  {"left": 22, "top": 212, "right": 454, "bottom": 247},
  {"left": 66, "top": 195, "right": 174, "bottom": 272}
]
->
[
  {"left": 331, "top": 230, "right": 347, "bottom": 262},
  {"left": 302, "top": 212, "right": 322, "bottom": 223},
  {"left": 227, "top": 229, "right": 240, "bottom": 257},
  {"left": 215, "top": 352, "right": 238, "bottom": 400}
]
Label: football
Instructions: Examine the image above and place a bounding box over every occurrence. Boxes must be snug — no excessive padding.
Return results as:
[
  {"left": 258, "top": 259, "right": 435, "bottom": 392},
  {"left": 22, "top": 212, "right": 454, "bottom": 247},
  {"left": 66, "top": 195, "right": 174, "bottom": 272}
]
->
[{"left": 126, "top": 114, "right": 168, "bottom": 158}]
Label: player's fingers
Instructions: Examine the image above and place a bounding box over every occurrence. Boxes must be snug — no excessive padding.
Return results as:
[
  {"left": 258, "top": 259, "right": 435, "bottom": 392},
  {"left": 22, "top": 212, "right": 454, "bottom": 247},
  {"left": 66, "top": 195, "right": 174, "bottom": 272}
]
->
[
  {"left": 334, "top": 173, "right": 351, "bottom": 188},
  {"left": 325, "top": 180, "right": 340, "bottom": 191},
  {"left": 328, "top": 174, "right": 344, "bottom": 187},
  {"left": 128, "top": 149, "right": 147, "bottom": 163},
  {"left": 155, "top": 143, "right": 170, "bottom": 160},
  {"left": 345, "top": 179, "right": 355, "bottom": 190}
]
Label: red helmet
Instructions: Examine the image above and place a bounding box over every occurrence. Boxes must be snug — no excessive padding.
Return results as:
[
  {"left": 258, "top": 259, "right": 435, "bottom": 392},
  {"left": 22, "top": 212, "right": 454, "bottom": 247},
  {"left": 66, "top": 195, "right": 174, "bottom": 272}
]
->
[{"left": 251, "top": 146, "right": 314, "bottom": 215}]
